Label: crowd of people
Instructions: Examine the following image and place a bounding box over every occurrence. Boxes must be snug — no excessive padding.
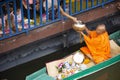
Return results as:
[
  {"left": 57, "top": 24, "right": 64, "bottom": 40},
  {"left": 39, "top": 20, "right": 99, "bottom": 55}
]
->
[
  {"left": 0, "top": 0, "right": 119, "bottom": 37},
  {"left": 0, "top": 0, "right": 77, "bottom": 36}
]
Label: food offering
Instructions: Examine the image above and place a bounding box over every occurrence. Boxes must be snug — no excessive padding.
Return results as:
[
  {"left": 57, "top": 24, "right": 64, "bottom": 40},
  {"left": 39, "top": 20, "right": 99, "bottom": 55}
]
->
[
  {"left": 73, "top": 21, "right": 86, "bottom": 43},
  {"left": 46, "top": 51, "right": 93, "bottom": 80},
  {"left": 73, "top": 21, "right": 86, "bottom": 32},
  {"left": 55, "top": 51, "right": 89, "bottom": 80}
]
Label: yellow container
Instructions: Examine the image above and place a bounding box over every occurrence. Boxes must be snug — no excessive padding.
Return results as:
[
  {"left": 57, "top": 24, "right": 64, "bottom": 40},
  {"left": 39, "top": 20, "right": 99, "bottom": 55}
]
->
[{"left": 66, "top": 0, "right": 75, "bottom": 3}]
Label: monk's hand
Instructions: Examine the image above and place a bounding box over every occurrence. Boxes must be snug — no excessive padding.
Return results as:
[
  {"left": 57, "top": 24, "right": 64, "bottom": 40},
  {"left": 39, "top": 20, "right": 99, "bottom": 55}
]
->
[{"left": 80, "top": 31, "right": 84, "bottom": 35}]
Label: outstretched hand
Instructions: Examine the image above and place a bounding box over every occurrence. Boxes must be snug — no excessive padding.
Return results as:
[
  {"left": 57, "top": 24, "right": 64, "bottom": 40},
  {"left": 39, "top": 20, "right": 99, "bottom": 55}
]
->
[
  {"left": 117, "top": 2, "right": 120, "bottom": 10},
  {"left": 72, "top": 17, "right": 78, "bottom": 23}
]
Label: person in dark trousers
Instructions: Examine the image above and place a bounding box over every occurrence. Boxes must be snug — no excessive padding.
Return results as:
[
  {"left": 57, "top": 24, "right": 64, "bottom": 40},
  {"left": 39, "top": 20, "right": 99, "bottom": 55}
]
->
[
  {"left": 43, "top": 0, "right": 78, "bottom": 22},
  {"left": 22, "top": 0, "right": 45, "bottom": 19}
]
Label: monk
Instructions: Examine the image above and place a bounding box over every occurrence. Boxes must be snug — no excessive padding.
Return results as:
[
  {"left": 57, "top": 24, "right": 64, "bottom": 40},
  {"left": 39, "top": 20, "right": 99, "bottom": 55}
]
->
[{"left": 80, "top": 24, "right": 111, "bottom": 64}]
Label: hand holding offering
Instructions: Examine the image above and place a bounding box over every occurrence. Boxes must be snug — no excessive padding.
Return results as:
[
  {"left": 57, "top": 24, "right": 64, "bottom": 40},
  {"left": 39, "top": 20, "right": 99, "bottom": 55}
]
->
[
  {"left": 73, "top": 20, "right": 86, "bottom": 32},
  {"left": 72, "top": 17, "right": 78, "bottom": 23}
]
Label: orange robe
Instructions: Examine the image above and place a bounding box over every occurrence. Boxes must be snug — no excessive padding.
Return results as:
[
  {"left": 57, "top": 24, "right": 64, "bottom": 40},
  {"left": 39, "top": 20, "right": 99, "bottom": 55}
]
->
[{"left": 80, "top": 31, "right": 111, "bottom": 64}]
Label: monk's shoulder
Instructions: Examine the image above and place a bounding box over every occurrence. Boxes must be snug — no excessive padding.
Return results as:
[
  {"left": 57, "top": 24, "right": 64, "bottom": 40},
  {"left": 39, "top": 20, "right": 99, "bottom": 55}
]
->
[
  {"left": 103, "top": 32, "right": 109, "bottom": 37},
  {"left": 89, "top": 30, "right": 96, "bottom": 33}
]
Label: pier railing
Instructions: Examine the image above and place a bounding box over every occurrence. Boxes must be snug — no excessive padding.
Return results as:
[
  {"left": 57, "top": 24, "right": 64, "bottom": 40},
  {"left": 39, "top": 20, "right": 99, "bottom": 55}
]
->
[{"left": 0, "top": 0, "right": 114, "bottom": 40}]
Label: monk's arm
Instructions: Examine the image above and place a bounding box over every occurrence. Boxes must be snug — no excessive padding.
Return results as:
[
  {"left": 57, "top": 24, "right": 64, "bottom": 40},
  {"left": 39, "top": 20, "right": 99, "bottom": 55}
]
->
[
  {"left": 81, "top": 32, "right": 100, "bottom": 43},
  {"left": 84, "top": 26, "right": 90, "bottom": 35}
]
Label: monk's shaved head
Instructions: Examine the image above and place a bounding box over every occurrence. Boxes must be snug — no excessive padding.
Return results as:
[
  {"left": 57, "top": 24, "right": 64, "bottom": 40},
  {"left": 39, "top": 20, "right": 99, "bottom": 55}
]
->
[{"left": 96, "top": 24, "right": 106, "bottom": 34}]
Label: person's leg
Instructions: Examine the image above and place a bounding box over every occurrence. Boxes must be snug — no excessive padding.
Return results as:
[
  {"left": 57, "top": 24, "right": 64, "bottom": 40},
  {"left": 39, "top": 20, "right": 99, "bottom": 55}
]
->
[
  {"left": 80, "top": 46, "right": 91, "bottom": 54},
  {"left": 92, "top": 55, "right": 105, "bottom": 64},
  {"left": 23, "top": 7, "right": 28, "bottom": 18},
  {"left": 10, "top": 13, "right": 16, "bottom": 32}
]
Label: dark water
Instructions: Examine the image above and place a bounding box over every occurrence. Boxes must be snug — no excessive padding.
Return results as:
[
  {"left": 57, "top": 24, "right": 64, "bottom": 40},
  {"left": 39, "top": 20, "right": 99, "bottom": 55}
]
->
[{"left": 0, "top": 43, "right": 85, "bottom": 80}]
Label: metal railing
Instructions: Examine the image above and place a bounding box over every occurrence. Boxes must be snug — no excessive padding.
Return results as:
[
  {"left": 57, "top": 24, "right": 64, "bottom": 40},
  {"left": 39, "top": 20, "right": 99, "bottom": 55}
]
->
[{"left": 0, "top": 0, "right": 114, "bottom": 40}]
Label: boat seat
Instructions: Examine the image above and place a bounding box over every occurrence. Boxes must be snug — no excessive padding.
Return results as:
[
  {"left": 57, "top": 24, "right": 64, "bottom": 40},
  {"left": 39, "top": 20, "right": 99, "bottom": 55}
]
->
[
  {"left": 110, "top": 30, "right": 120, "bottom": 46},
  {"left": 110, "top": 40, "right": 120, "bottom": 57}
]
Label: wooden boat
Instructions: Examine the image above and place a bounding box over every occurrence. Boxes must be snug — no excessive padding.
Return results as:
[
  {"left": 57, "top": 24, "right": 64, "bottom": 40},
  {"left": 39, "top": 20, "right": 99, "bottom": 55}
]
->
[{"left": 26, "top": 30, "right": 120, "bottom": 80}]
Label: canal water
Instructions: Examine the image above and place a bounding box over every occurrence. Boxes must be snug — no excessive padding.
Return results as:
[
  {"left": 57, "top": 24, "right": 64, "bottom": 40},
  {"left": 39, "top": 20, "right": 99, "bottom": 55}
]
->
[{"left": 0, "top": 43, "right": 84, "bottom": 80}]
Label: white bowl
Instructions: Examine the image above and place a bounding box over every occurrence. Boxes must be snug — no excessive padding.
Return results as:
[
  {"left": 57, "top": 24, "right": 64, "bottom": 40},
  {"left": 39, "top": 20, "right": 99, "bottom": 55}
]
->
[{"left": 73, "top": 51, "right": 84, "bottom": 64}]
